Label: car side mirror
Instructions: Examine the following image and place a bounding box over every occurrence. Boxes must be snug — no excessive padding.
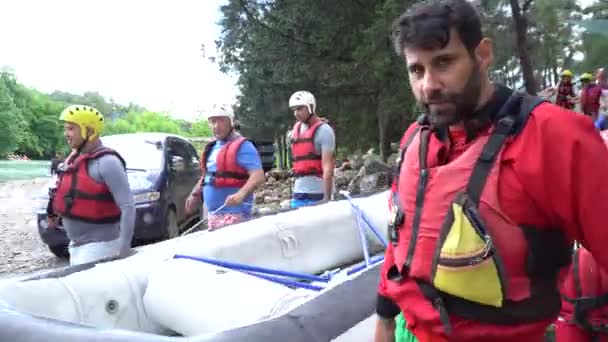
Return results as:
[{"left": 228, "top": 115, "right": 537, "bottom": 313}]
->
[{"left": 170, "top": 156, "right": 185, "bottom": 172}]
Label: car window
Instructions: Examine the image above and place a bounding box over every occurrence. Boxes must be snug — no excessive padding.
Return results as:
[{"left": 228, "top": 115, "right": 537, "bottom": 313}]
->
[
  {"left": 101, "top": 136, "right": 164, "bottom": 170},
  {"left": 168, "top": 139, "right": 197, "bottom": 171},
  {"left": 185, "top": 143, "right": 200, "bottom": 169}
]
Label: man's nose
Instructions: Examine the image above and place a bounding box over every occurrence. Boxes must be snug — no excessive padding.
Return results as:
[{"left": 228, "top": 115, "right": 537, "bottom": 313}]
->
[{"left": 421, "top": 71, "right": 442, "bottom": 98}]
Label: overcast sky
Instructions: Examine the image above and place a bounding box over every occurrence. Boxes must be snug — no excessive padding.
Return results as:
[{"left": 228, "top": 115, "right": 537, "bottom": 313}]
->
[
  {"left": 1, "top": 0, "right": 599, "bottom": 122},
  {"left": 0, "top": 0, "right": 236, "bottom": 121}
]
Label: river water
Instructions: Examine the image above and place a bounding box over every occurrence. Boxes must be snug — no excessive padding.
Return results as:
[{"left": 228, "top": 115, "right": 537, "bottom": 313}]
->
[{"left": 0, "top": 160, "right": 51, "bottom": 183}]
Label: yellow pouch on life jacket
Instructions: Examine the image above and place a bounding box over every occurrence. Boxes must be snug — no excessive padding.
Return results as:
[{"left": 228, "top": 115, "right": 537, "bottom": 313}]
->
[{"left": 431, "top": 194, "right": 505, "bottom": 307}]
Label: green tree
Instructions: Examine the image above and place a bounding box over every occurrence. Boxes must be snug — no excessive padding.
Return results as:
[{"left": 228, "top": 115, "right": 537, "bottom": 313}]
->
[
  {"left": 576, "top": 1, "right": 608, "bottom": 74},
  {"left": 217, "top": 0, "right": 416, "bottom": 160},
  {"left": 189, "top": 120, "right": 212, "bottom": 137},
  {"left": 0, "top": 73, "right": 25, "bottom": 157},
  {"left": 0, "top": 69, "right": 212, "bottom": 159}
]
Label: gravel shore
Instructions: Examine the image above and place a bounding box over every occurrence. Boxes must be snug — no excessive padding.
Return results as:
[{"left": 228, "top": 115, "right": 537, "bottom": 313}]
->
[{"left": 0, "top": 178, "right": 67, "bottom": 278}]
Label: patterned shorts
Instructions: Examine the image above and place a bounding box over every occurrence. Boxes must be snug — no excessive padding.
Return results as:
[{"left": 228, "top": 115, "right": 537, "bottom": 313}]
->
[
  {"left": 207, "top": 213, "right": 248, "bottom": 231},
  {"left": 601, "top": 130, "right": 608, "bottom": 149}
]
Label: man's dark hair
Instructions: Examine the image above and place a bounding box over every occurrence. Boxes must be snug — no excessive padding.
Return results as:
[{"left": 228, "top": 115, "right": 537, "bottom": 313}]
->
[{"left": 392, "top": 0, "right": 483, "bottom": 56}]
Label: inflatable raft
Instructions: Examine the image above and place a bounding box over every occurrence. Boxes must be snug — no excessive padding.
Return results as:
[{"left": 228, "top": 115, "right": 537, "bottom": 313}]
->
[{"left": 0, "top": 191, "right": 389, "bottom": 341}]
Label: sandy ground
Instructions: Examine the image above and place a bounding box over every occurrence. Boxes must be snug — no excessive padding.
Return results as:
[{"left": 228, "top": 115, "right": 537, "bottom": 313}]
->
[
  {"left": 0, "top": 176, "right": 291, "bottom": 279},
  {"left": 0, "top": 178, "right": 67, "bottom": 278}
]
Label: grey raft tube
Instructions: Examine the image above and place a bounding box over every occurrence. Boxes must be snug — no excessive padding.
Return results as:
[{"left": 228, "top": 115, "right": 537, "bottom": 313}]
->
[{"left": 0, "top": 262, "right": 381, "bottom": 342}]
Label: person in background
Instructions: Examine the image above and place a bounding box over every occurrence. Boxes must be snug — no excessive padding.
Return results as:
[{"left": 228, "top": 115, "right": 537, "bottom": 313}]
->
[
  {"left": 288, "top": 90, "right": 336, "bottom": 208},
  {"left": 543, "top": 69, "right": 577, "bottom": 110},
  {"left": 596, "top": 68, "right": 608, "bottom": 117},
  {"left": 580, "top": 72, "right": 602, "bottom": 121},
  {"left": 185, "top": 104, "right": 264, "bottom": 230},
  {"left": 49, "top": 151, "right": 65, "bottom": 176},
  {"left": 48, "top": 105, "right": 134, "bottom": 265}
]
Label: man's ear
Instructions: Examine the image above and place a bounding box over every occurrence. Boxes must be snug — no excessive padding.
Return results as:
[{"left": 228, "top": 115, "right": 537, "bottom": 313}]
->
[{"left": 475, "top": 38, "right": 494, "bottom": 72}]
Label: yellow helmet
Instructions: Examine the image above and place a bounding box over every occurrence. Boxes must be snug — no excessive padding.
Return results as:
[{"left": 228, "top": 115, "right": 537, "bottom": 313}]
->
[
  {"left": 59, "top": 105, "right": 104, "bottom": 140},
  {"left": 581, "top": 73, "right": 594, "bottom": 81},
  {"left": 562, "top": 69, "right": 573, "bottom": 77}
]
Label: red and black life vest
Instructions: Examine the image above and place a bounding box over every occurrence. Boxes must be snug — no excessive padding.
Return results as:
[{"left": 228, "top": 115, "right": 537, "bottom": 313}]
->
[
  {"left": 561, "top": 247, "right": 608, "bottom": 339},
  {"left": 52, "top": 147, "right": 126, "bottom": 224},
  {"left": 582, "top": 84, "right": 602, "bottom": 117},
  {"left": 384, "top": 92, "right": 572, "bottom": 335},
  {"left": 291, "top": 117, "right": 325, "bottom": 177},
  {"left": 557, "top": 81, "right": 575, "bottom": 110},
  {"left": 202, "top": 136, "right": 250, "bottom": 188}
]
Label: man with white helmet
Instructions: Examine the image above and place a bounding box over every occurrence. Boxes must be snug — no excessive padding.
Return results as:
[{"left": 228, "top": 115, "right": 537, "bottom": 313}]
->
[
  {"left": 185, "top": 104, "right": 264, "bottom": 230},
  {"left": 289, "top": 91, "right": 336, "bottom": 208},
  {"left": 48, "top": 105, "right": 135, "bottom": 265}
]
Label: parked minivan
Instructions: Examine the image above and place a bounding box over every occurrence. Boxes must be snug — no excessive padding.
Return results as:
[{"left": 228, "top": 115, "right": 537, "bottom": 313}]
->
[{"left": 35, "top": 133, "right": 202, "bottom": 258}]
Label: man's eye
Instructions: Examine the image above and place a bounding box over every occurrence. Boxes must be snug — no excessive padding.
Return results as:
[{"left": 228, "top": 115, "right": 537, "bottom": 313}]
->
[
  {"left": 436, "top": 57, "right": 452, "bottom": 68},
  {"left": 409, "top": 66, "right": 423, "bottom": 76}
]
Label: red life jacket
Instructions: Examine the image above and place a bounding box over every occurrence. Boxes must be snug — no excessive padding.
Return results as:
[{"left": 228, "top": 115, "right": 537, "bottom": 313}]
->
[
  {"left": 202, "top": 136, "right": 250, "bottom": 188},
  {"left": 291, "top": 117, "right": 325, "bottom": 177},
  {"left": 582, "top": 84, "right": 602, "bottom": 116},
  {"left": 557, "top": 81, "right": 575, "bottom": 110},
  {"left": 561, "top": 247, "right": 608, "bottom": 338},
  {"left": 52, "top": 147, "right": 126, "bottom": 224},
  {"left": 385, "top": 93, "right": 572, "bottom": 336}
]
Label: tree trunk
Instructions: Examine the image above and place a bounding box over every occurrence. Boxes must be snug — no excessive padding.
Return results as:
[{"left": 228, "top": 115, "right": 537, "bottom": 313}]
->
[
  {"left": 376, "top": 102, "right": 390, "bottom": 162},
  {"left": 552, "top": 63, "right": 559, "bottom": 86},
  {"left": 510, "top": 0, "right": 538, "bottom": 95},
  {"left": 277, "top": 134, "right": 284, "bottom": 170},
  {"left": 282, "top": 133, "right": 290, "bottom": 170}
]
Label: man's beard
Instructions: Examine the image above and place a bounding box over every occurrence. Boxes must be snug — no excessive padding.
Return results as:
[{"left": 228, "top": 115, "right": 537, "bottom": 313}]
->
[{"left": 418, "top": 64, "right": 482, "bottom": 129}]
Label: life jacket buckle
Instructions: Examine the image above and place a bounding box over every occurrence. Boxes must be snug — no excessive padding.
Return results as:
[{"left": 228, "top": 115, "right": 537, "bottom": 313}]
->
[
  {"left": 481, "top": 235, "right": 493, "bottom": 259},
  {"left": 434, "top": 297, "right": 453, "bottom": 335},
  {"left": 388, "top": 208, "right": 404, "bottom": 246},
  {"left": 64, "top": 195, "right": 73, "bottom": 207},
  {"left": 388, "top": 225, "right": 399, "bottom": 246},
  {"left": 387, "top": 264, "right": 407, "bottom": 283}
]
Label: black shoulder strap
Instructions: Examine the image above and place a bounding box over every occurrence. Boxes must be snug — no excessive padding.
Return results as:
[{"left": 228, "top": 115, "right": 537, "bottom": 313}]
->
[
  {"left": 398, "top": 127, "right": 421, "bottom": 164},
  {"left": 573, "top": 247, "right": 583, "bottom": 298},
  {"left": 393, "top": 125, "right": 422, "bottom": 187},
  {"left": 512, "top": 93, "right": 545, "bottom": 135},
  {"left": 79, "top": 148, "right": 126, "bottom": 170},
  {"left": 466, "top": 92, "right": 544, "bottom": 205}
]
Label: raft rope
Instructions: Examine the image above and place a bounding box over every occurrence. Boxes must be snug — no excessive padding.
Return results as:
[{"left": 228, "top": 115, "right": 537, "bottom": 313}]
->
[{"left": 174, "top": 195, "right": 385, "bottom": 291}]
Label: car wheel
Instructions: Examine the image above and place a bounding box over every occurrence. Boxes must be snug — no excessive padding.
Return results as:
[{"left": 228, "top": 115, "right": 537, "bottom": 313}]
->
[
  {"left": 49, "top": 244, "right": 69, "bottom": 259},
  {"left": 163, "top": 207, "right": 179, "bottom": 239}
]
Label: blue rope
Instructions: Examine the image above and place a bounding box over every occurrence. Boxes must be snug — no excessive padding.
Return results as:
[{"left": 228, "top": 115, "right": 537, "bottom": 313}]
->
[
  {"left": 241, "top": 271, "right": 325, "bottom": 291},
  {"left": 174, "top": 254, "right": 331, "bottom": 283},
  {"left": 175, "top": 194, "right": 391, "bottom": 292},
  {"left": 342, "top": 193, "right": 388, "bottom": 247},
  {"left": 347, "top": 255, "right": 384, "bottom": 276},
  {"left": 355, "top": 208, "right": 371, "bottom": 266}
]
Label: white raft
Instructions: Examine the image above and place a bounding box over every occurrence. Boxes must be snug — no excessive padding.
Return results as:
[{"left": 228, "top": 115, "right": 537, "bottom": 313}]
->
[{"left": 0, "top": 191, "right": 389, "bottom": 337}]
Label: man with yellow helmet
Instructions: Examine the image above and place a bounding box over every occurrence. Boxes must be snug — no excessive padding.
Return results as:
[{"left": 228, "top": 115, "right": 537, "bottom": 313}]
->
[
  {"left": 48, "top": 105, "right": 135, "bottom": 265},
  {"left": 579, "top": 72, "right": 603, "bottom": 121},
  {"left": 556, "top": 70, "right": 577, "bottom": 109},
  {"left": 541, "top": 70, "right": 577, "bottom": 110}
]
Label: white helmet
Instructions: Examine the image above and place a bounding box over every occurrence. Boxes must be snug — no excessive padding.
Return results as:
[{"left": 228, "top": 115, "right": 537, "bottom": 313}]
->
[
  {"left": 289, "top": 91, "right": 316, "bottom": 114},
  {"left": 208, "top": 104, "right": 234, "bottom": 125}
]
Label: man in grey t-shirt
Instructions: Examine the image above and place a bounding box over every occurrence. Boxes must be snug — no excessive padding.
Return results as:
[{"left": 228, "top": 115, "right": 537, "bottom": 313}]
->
[
  {"left": 288, "top": 91, "right": 336, "bottom": 208},
  {"left": 49, "top": 105, "right": 135, "bottom": 265}
]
